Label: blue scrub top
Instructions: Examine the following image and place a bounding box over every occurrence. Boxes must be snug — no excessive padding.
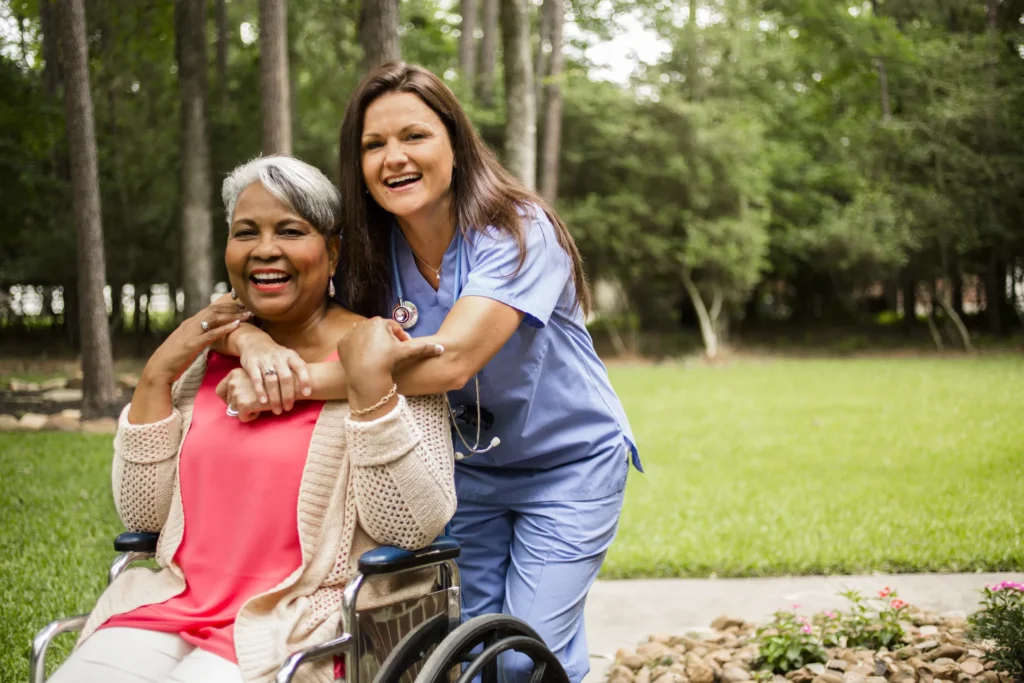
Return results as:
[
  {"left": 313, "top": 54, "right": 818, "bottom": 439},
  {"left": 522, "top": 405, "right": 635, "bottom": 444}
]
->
[{"left": 394, "top": 207, "right": 641, "bottom": 503}]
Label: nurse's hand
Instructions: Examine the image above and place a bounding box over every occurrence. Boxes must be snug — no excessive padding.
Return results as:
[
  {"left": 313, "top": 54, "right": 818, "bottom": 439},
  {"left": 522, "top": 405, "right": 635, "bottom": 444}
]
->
[
  {"left": 339, "top": 318, "right": 444, "bottom": 418},
  {"left": 234, "top": 327, "right": 312, "bottom": 414}
]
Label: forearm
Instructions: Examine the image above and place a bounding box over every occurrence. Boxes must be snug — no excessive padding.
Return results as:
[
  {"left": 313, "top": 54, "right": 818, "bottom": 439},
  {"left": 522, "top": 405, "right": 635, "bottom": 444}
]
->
[
  {"left": 306, "top": 344, "right": 468, "bottom": 402},
  {"left": 127, "top": 371, "right": 174, "bottom": 424}
]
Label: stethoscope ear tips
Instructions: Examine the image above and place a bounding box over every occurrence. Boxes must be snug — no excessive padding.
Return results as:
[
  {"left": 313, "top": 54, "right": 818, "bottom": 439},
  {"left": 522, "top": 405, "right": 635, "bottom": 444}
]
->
[{"left": 490, "top": 437, "right": 500, "bottom": 448}]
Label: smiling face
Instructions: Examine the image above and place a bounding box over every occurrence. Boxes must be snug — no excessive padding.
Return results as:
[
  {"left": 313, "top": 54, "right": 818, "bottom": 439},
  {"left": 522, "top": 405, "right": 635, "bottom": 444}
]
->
[
  {"left": 360, "top": 91, "right": 456, "bottom": 230},
  {"left": 225, "top": 182, "right": 338, "bottom": 322}
]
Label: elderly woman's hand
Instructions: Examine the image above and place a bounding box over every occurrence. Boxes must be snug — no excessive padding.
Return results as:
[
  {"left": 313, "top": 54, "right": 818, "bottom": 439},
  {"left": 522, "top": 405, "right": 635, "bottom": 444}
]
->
[
  {"left": 215, "top": 368, "right": 264, "bottom": 423},
  {"left": 235, "top": 330, "right": 312, "bottom": 414},
  {"left": 142, "top": 303, "right": 253, "bottom": 387}
]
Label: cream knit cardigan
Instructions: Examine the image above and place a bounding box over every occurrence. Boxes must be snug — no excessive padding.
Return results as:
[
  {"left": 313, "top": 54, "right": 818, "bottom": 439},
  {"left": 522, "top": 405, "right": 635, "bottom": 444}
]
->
[{"left": 76, "top": 352, "right": 457, "bottom": 683}]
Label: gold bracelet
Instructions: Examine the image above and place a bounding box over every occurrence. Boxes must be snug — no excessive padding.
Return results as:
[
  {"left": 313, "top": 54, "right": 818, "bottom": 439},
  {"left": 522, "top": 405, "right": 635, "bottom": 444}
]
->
[{"left": 350, "top": 383, "right": 398, "bottom": 417}]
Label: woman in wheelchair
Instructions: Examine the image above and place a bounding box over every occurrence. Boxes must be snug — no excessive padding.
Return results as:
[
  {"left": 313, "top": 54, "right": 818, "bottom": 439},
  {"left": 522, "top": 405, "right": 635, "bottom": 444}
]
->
[{"left": 47, "top": 155, "right": 457, "bottom": 683}]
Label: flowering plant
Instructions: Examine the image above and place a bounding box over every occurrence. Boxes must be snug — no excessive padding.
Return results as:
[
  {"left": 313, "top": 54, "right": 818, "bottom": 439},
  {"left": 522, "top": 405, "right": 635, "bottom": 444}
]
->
[
  {"left": 754, "top": 606, "right": 828, "bottom": 674},
  {"left": 969, "top": 580, "right": 1024, "bottom": 680},
  {"left": 834, "top": 588, "right": 908, "bottom": 650}
]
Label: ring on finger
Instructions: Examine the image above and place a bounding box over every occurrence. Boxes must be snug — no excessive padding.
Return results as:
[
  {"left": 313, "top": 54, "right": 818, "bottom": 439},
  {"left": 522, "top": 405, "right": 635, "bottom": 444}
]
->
[
  {"left": 264, "top": 366, "right": 277, "bottom": 377},
  {"left": 226, "top": 405, "right": 239, "bottom": 417},
  {"left": 200, "top": 320, "right": 210, "bottom": 333}
]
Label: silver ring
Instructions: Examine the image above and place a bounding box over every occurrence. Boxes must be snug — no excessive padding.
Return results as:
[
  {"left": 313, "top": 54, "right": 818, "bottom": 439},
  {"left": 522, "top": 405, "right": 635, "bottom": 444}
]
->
[
  {"left": 226, "top": 405, "right": 239, "bottom": 417},
  {"left": 264, "top": 367, "right": 277, "bottom": 376},
  {"left": 200, "top": 320, "right": 210, "bottom": 332}
]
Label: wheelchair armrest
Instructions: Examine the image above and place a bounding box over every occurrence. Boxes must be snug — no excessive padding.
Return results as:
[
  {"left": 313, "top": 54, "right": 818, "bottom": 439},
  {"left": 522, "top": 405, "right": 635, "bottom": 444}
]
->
[
  {"left": 357, "top": 536, "right": 460, "bottom": 576},
  {"left": 114, "top": 531, "right": 160, "bottom": 553}
]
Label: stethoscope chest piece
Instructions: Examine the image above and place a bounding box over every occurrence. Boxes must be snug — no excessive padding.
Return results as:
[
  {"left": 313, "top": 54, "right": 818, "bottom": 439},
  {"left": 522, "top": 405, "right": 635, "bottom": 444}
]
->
[{"left": 392, "top": 300, "right": 419, "bottom": 330}]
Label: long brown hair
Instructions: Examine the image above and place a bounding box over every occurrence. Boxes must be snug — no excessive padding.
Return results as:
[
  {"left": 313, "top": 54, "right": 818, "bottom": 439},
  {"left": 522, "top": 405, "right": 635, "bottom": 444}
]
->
[{"left": 336, "top": 61, "right": 591, "bottom": 319}]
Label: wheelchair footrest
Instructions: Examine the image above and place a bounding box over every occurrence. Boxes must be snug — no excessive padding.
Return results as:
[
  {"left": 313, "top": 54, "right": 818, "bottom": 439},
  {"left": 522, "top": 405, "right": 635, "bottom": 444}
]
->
[{"left": 358, "top": 536, "right": 460, "bottom": 576}]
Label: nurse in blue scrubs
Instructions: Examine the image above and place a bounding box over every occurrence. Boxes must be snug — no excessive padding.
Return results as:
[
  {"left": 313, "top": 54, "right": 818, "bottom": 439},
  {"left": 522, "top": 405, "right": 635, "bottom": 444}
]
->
[{"left": 220, "top": 62, "right": 641, "bottom": 683}]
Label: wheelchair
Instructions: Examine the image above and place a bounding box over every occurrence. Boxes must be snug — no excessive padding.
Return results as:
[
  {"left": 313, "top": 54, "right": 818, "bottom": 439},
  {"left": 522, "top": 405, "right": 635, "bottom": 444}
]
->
[{"left": 31, "top": 531, "right": 568, "bottom": 683}]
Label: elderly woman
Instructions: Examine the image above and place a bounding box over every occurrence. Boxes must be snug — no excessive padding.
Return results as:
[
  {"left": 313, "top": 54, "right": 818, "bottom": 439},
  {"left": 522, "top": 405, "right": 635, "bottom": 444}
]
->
[{"left": 48, "top": 156, "right": 456, "bottom": 683}]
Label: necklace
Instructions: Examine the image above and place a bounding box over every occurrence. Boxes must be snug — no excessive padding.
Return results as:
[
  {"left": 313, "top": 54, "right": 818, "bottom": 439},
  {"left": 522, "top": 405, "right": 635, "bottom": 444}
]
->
[{"left": 410, "top": 249, "right": 441, "bottom": 282}]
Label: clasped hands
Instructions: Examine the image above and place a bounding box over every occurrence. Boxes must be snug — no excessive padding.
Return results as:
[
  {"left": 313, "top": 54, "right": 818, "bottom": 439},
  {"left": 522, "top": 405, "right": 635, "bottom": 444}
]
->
[{"left": 216, "top": 317, "right": 443, "bottom": 422}]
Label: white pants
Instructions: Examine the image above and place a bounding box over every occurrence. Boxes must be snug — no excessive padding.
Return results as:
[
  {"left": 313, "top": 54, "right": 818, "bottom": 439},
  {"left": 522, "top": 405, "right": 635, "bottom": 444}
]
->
[{"left": 48, "top": 627, "right": 244, "bottom": 683}]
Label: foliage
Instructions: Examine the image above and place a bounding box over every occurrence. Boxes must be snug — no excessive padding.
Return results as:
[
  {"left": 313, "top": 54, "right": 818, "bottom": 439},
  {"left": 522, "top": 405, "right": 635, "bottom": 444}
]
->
[
  {"left": 754, "top": 609, "right": 828, "bottom": 673},
  {"left": 969, "top": 581, "right": 1024, "bottom": 680},
  {"left": 754, "top": 588, "right": 907, "bottom": 674}
]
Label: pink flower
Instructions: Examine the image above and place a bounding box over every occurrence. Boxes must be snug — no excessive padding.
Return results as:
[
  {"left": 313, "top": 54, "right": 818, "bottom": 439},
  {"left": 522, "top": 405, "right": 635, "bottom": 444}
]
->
[
  {"left": 878, "top": 587, "right": 892, "bottom": 598},
  {"left": 825, "top": 611, "right": 837, "bottom": 619},
  {"left": 791, "top": 604, "right": 801, "bottom": 610},
  {"left": 890, "top": 599, "right": 906, "bottom": 610},
  {"left": 801, "top": 624, "right": 812, "bottom": 634},
  {"left": 994, "top": 581, "right": 1024, "bottom": 592}
]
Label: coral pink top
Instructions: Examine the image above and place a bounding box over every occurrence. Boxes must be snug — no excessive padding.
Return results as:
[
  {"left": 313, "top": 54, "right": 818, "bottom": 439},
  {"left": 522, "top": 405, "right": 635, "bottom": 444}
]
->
[{"left": 102, "top": 351, "right": 333, "bottom": 663}]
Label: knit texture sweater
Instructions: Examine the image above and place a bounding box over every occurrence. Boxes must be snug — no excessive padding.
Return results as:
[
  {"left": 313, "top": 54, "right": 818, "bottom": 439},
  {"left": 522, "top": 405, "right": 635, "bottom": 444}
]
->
[{"left": 77, "top": 352, "right": 457, "bottom": 683}]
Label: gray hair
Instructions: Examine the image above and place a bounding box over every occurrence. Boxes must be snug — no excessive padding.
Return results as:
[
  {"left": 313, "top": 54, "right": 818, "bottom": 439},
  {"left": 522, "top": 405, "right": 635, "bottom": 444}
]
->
[{"left": 222, "top": 155, "right": 341, "bottom": 237}]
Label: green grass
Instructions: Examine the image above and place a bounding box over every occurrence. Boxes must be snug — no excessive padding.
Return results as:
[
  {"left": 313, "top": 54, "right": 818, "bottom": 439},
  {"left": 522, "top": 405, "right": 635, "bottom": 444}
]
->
[
  {"left": 1, "top": 356, "right": 1023, "bottom": 678},
  {"left": 604, "top": 355, "right": 1024, "bottom": 578},
  {"left": 0, "top": 433, "right": 122, "bottom": 682}
]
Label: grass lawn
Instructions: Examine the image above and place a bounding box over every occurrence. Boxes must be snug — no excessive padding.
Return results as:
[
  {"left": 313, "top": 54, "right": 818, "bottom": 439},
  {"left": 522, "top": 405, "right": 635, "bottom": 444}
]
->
[
  {"left": 604, "top": 354, "right": 1024, "bottom": 578},
  {"left": 1, "top": 355, "right": 1022, "bottom": 678}
]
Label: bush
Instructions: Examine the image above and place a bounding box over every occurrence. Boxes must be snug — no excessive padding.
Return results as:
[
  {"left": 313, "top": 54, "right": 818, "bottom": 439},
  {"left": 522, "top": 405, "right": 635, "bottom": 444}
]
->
[{"left": 969, "top": 580, "right": 1024, "bottom": 680}]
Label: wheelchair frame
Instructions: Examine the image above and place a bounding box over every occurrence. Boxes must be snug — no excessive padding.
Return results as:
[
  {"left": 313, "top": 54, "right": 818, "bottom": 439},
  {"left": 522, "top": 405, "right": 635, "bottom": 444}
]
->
[{"left": 30, "top": 531, "right": 462, "bottom": 683}]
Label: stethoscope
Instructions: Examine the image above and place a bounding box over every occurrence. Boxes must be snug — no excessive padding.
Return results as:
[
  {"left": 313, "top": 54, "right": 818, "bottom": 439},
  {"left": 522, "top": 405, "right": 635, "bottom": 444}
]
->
[{"left": 389, "top": 227, "right": 500, "bottom": 461}]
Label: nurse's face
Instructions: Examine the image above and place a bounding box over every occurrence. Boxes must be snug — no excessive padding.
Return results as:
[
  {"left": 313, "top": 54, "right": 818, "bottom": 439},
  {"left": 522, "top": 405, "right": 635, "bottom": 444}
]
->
[{"left": 360, "top": 92, "right": 455, "bottom": 227}]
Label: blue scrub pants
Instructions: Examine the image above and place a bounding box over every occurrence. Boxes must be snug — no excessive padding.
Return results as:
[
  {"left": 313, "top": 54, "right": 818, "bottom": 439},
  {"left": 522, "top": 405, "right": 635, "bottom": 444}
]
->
[{"left": 450, "top": 489, "right": 625, "bottom": 683}]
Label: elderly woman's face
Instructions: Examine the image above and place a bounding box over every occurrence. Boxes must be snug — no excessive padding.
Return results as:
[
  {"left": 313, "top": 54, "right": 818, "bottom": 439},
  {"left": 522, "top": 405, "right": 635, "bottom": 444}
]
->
[{"left": 225, "top": 182, "right": 338, "bottom": 322}]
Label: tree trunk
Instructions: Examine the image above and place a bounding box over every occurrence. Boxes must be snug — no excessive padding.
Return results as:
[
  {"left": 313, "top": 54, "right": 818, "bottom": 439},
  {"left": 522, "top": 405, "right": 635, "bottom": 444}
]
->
[
  {"left": 534, "top": 0, "right": 553, "bottom": 107},
  {"left": 260, "top": 0, "right": 292, "bottom": 154},
  {"left": 539, "top": 0, "right": 564, "bottom": 203},
  {"left": 951, "top": 268, "right": 964, "bottom": 317},
  {"left": 681, "top": 270, "right": 718, "bottom": 359},
  {"left": 986, "top": 248, "right": 1006, "bottom": 336},
  {"left": 869, "top": 0, "right": 892, "bottom": 121},
  {"left": 459, "top": 0, "right": 478, "bottom": 94},
  {"left": 901, "top": 272, "right": 916, "bottom": 333},
  {"left": 359, "top": 0, "right": 400, "bottom": 72},
  {"left": 500, "top": 0, "right": 536, "bottom": 188},
  {"left": 216, "top": 0, "right": 229, "bottom": 111},
  {"left": 176, "top": 0, "right": 214, "bottom": 318},
  {"left": 58, "top": 0, "right": 118, "bottom": 415},
  {"left": 476, "top": 0, "right": 498, "bottom": 107},
  {"left": 40, "top": 0, "right": 63, "bottom": 94}
]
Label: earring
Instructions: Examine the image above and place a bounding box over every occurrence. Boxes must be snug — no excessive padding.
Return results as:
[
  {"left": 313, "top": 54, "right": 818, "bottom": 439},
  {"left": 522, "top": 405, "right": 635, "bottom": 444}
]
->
[
  {"left": 328, "top": 278, "right": 336, "bottom": 298},
  {"left": 230, "top": 289, "right": 238, "bottom": 300}
]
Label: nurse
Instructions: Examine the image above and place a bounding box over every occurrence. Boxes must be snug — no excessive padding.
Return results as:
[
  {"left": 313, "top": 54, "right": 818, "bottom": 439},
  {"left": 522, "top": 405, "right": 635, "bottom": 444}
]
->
[{"left": 218, "top": 62, "right": 641, "bottom": 683}]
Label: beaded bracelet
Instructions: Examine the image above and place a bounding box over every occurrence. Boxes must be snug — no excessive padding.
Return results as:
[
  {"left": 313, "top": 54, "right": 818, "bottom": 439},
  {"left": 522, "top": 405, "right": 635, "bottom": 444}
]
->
[{"left": 350, "top": 383, "right": 398, "bottom": 417}]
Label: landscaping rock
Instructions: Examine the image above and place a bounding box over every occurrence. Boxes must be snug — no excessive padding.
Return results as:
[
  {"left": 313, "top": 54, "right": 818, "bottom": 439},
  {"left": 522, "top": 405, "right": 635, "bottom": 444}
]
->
[
  {"left": 43, "top": 414, "right": 80, "bottom": 432},
  {"left": 958, "top": 659, "right": 985, "bottom": 676},
  {"left": 925, "top": 645, "right": 967, "bottom": 662},
  {"left": 918, "top": 626, "right": 940, "bottom": 637},
  {"left": 60, "top": 408, "right": 82, "bottom": 420},
  {"left": 81, "top": 418, "right": 118, "bottom": 434},
  {"left": 0, "top": 414, "right": 19, "bottom": 430},
  {"left": 117, "top": 373, "right": 140, "bottom": 389},
  {"left": 685, "top": 660, "right": 714, "bottom": 683},
  {"left": 40, "top": 378, "right": 68, "bottom": 390},
  {"left": 827, "top": 660, "right": 849, "bottom": 672},
  {"left": 41, "top": 388, "right": 83, "bottom": 403},
  {"left": 841, "top": 673, "right": 866, "bottom": 683},
  {"left": 807, "top": 664, "right": 827, "bottom": 676},
  {"left": 618, "top": 652, "right": 647, "bottom": 671},
  {"left": 9, "top": 378, "right": 39, "bottom": 392},
  {"left": 635, "top": 667, "right": 651, "bottom": 683},
  {"left": 18, "top": 413, "right": 47, "bottom": 430},
  {"left": 722, "top": 666, "right": 751, "bottom": 682},
  {"left": 712, "top": 616, "right": 746, "bottom": 631},
  {"left": 917, "top": 640, "right": 940, "bottom": 652},
  {"left": 608, "top": 665, "right": 636, "bottom": 683},
  {"left": 812, "top": 673, "right": 844, "bottom": 683},
  {"left": 637, "top": 642, "right": 677, "bottom": 665}
]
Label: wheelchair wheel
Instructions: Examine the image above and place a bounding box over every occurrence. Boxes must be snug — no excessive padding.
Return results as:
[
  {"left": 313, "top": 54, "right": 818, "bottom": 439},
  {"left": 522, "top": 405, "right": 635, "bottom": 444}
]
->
[{"left": 413, "top": 614, "right": 569, "bottom": 683}]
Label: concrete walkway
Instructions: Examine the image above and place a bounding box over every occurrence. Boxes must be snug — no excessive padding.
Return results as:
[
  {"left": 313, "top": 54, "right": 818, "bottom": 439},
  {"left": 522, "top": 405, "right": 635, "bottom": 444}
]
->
[{"left": 581, "top": 572, "right": 1024, "bottom": 683}]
